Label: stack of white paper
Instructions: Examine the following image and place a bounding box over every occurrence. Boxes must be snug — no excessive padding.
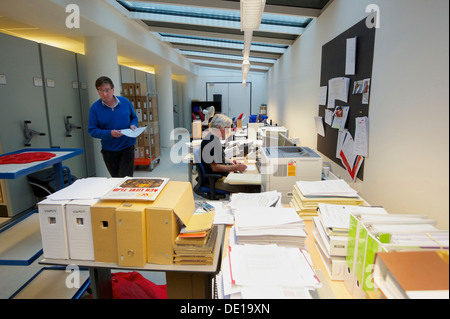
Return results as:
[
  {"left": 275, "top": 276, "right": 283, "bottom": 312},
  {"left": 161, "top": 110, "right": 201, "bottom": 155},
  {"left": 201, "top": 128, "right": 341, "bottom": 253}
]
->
[
  {"left": 234, "top": 207, "right": 306, "bottom": 248},
  {"left": 219, "top": 244, "right": 321, "bottom": 299},
  {"left": 46, "top": 177, "right": 122, "bottom": 200},
  {"left": 229, "top": 191, "right": 282, "bottom": 209},
  {"left": 296, "top": 179, "right": 359, "bottom": 198}
]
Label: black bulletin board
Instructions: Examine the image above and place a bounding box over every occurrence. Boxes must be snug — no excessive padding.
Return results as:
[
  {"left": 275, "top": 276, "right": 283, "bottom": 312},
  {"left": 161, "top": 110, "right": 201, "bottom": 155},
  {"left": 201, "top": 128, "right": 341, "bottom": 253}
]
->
[{"left": 317, "top": 17, "right": 376, "bottom": 181}]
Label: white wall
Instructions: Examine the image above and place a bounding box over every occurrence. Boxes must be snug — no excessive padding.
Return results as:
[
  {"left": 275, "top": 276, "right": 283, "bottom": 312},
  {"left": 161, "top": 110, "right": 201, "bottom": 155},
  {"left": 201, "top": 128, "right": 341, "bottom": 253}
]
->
[
  {"left": 194, "top": 67, "right": 268, "bottom": 117},
  {"left": 267, "top": 0, "right": 449, "bottom": 229}
]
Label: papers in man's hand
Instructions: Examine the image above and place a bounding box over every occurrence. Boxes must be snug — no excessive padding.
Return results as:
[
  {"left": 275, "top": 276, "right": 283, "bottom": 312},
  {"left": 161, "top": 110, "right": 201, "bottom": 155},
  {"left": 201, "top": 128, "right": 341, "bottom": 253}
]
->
[{"left": 120, "top": 126, "right": 147, "bottom": 138}]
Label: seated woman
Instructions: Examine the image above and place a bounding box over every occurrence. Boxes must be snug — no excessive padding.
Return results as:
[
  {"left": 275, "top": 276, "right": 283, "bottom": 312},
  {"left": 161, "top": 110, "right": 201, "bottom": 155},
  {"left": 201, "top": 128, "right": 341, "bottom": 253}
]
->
[{"left": 200, "top": 114, "right": 260, "bottom": 193}]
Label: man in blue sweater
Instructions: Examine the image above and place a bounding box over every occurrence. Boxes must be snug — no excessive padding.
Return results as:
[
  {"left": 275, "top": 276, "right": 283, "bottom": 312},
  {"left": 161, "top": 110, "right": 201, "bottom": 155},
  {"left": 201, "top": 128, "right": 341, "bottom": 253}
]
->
[{"left": 88, "top": 76, "right": 138, "bottom": 177}]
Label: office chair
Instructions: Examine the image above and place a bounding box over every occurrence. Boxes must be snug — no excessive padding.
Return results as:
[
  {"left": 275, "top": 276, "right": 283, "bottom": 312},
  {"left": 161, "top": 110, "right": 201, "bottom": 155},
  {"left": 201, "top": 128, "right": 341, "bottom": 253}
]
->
[
  {"left": 192, "top": 149, "right": 230, "bottom": 200},
  {"left": 27, "top": 166, "right": 77, "bottom": 200}
]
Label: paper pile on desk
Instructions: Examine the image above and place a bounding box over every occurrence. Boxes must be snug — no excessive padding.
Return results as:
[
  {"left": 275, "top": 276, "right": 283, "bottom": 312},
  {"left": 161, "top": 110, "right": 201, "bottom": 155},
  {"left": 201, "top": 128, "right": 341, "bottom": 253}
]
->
[
  {"left": 173, "top": 226, "right": 218, "bottom": 265},
  {"left": 311, "top": 204, "right": 389, "bottom": 280},
  {"left": 290, "top": 180, "right": 364, "bottom": 219},
  {"left": 173, "top": 202, "right": 216, "bottom": 265},
  {"left": 219, "top": 244, "right": 321, "bottom": 299},
  {"left": 233, "top": 207, "right": 306, "bottom": 248},
  {"left": 229, "top": 191, "right": 282, "bottom": 208}
]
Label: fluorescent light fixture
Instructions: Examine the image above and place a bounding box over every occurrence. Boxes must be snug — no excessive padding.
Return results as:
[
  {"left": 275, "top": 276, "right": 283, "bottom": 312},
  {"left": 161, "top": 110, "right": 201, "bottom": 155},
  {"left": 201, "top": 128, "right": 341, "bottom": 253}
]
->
[
  {"left": 243, "top": 30, "right": 253, "bottom": 60},
  {"left": 240, "top": 0, "right": 266, "bottom": 31},
  {"left": 242, "top": 59, "right": 251, "bottom": 81}
]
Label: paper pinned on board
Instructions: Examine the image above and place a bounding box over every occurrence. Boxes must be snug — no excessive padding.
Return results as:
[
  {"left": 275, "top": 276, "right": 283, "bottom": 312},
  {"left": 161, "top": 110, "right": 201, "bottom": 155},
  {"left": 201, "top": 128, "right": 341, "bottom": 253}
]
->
[
  {"left": 345, "top": 37, "right": 357, "bottom": 75},
  {"left": 319, "top": 86, "right": 328, "bottom": 105},
  {"left": 327, "top": 77, "right": 350, "bottom": 109},
  {"left": 314, "top": 116, "right": 325, "bottom": 137},
  {"left": 354, "top": 116, "right": 369, "bottom": 157}
]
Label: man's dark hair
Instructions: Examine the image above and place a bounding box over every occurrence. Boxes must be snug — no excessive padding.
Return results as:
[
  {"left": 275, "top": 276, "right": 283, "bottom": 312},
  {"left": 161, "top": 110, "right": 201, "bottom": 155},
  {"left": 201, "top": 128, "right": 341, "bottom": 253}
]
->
[{"left": 95, "top": 76, "right": 114, "bottom": 89}]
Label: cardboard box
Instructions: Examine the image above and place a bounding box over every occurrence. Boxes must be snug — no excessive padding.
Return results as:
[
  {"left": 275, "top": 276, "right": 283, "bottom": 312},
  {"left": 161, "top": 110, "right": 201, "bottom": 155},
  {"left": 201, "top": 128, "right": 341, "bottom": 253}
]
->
[
  {"left": 134, "top": 83, "right": 141, "bottom": 96},
  {"left": 38, "top": 199, "right": 71, "bottom": 259},
  {"left": 143, "top": 135, "right": 150, "bottom": 147},
  {"left": 144, "top": 146, "right": 150, "bottom": 159},
  {"left": 65, "top": 199, "right": 98, "bottom": 261},
  {"left": 130, "top": 96, "right": 136, "bottom": 108},
  {"left": 145, "top": 181, "right": 195, "bottom": 264},
  {"left": 135, "top": 109, "right": 142, "bottom": 122},
  {"left": 116, "top": 201, "right": 149, "bottom": 267},
  {"left": 122, "top": 83, "right": 131, "bottom": 96},
  {"left": 136, "top": 96, "right": 147, "bottom": 109},
  {"left": 90, "top": 200, "right": 123, "bottom": 263}
]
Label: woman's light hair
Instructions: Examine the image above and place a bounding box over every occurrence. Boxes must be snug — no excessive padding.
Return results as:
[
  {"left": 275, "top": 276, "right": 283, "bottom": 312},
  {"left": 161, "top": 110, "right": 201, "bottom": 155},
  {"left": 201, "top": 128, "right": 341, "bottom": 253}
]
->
[{"left": 210, "top": 113, "right": 232, "bottom": 128}]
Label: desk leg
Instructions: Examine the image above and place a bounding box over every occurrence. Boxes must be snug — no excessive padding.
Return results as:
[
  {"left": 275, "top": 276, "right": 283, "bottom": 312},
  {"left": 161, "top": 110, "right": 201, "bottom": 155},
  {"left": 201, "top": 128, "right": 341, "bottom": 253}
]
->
[
  {"left": 89, "top": 268, "right": 113, "bottom": 299},
  {"left": 53, "top": 162, "right": 64, "bottom": 190},
  {"left": 166, "top": 272, "right": 213, "bottom": 299},
  {"left": 188, "top": 161, "right": 193, "bottom": 185}
]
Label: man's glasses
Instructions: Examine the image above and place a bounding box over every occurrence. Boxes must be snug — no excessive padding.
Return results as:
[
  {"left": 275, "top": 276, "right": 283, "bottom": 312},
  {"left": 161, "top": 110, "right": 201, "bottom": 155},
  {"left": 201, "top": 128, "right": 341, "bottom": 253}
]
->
[{"left": 97, "top": 88, "right": 112, "bottom": 94}]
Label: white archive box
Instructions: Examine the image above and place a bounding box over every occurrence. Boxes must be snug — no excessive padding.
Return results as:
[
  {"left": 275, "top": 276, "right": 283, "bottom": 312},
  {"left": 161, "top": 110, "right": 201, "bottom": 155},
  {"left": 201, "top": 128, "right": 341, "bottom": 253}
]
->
[
  {"left": 37, "top": 199, "right": 70, "bottom": 259},
  {"left": 65, "top": 199, "right": 99, "bottom": 260}
]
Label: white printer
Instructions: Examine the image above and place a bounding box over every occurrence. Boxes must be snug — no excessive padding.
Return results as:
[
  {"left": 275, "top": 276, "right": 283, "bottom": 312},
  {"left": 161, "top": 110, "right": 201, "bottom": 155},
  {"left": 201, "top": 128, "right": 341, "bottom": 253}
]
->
[{"left": 260, "top": 146, "right": 322, "bottom": 204}]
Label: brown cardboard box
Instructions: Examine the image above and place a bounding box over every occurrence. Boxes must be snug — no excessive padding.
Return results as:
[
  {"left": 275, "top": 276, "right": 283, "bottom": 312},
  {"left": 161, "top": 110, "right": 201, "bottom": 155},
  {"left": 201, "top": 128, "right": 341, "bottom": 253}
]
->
[
  {"left": 143, "top": 135, "right": 150, "bottom": 147},
  {"left": 116, "top": 201, "right": 149, "bottom": 267},
  {"left": 142, "top": 108, "right": 148, "bottom": 122},
  {"left": 144, "top": 146, "right": 150, "bottom": 159},
  {"left": 136, "top": 96, "right": 147, "bottom": 109},
  {"left": 139, "top": 146, "right": 145, "bottom": 159},
  {"left": 90, "top": 200, "right": 123, "bottom": 263},
  {"left": 122, "top": 83, "right": 131, "bottom": 96},
  {"left": 134, "top": 83, "right": 141, "bottom": 96},
  {"left": 145, "top": 181, "right": 194, "bottom": 264}
]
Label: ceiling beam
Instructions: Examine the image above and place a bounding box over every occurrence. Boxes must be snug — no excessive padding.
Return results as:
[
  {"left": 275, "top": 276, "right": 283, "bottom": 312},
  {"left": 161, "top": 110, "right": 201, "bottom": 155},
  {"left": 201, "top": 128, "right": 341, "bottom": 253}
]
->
[
  {"left": 129, "top": 0, "right": 322, "bottom": 17},
  {"left": 193, "top": 62, "right": 267, "bottom": 73},
  {"left": 146, "top": 25, "right": 295, "bottom": 46},
  {"left": 170, "top": 43, "right": 282, "bottom": 60},
  {"left": 183, "top": 54, "right": 273, "bottom": 67}
]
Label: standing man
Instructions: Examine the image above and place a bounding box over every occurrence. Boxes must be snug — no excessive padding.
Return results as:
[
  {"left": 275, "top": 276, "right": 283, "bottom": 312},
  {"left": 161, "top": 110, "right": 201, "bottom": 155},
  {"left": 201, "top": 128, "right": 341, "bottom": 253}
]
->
[{"left": 88, "top": 76, "right": 138, "bottom": 177}]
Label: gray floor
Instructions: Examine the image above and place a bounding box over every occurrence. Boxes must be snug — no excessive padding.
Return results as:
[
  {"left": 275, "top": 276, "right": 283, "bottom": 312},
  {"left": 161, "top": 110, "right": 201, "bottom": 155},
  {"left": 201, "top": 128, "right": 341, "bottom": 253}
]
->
[{"left": 0, "top": 147, "right": 203, "bottom": 299}]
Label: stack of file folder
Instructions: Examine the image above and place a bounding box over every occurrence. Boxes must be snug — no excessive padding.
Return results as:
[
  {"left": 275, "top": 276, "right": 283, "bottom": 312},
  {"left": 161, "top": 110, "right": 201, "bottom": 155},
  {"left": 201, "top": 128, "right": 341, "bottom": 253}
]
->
[
  {"left": 345, "top": 212, "right": 448, "bottom": 299},
  {"left": 173, "top": 202, "right": 216, "bottom": 265},
  {"left": 311, "top": 203, "right": 389, "bottom": 280},
  {"left": 373, "top": 250, "right": 449, "bottom": 299},
  {"left": 173, "top": 226, "right": 217, "bottom": 265},
  {"left": 233, "top": 207, "right": 306, "bottom": 248},
  {"left": 290, "top": 179, "right": 364, "bottom": 219}
]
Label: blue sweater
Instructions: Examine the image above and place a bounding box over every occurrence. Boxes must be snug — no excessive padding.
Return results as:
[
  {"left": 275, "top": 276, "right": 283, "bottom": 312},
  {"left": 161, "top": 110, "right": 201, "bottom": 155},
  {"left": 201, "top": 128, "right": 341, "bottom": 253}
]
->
[{"left": 88, "top": 96, "right": 139, "bottom": 151}]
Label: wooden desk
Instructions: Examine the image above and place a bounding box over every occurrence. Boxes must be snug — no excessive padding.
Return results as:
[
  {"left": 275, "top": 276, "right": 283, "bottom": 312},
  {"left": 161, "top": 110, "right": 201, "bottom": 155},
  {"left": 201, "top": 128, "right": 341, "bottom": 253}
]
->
[{"left": 40, "top": 224, "right": 226, "bottom": 299}]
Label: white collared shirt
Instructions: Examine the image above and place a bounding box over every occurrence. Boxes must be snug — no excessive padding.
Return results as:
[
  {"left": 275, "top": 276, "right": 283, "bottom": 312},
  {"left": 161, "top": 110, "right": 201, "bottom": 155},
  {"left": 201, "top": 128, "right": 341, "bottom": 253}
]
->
[{"left": 101, "top": 96, "right": 120, "bottom": 110}]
